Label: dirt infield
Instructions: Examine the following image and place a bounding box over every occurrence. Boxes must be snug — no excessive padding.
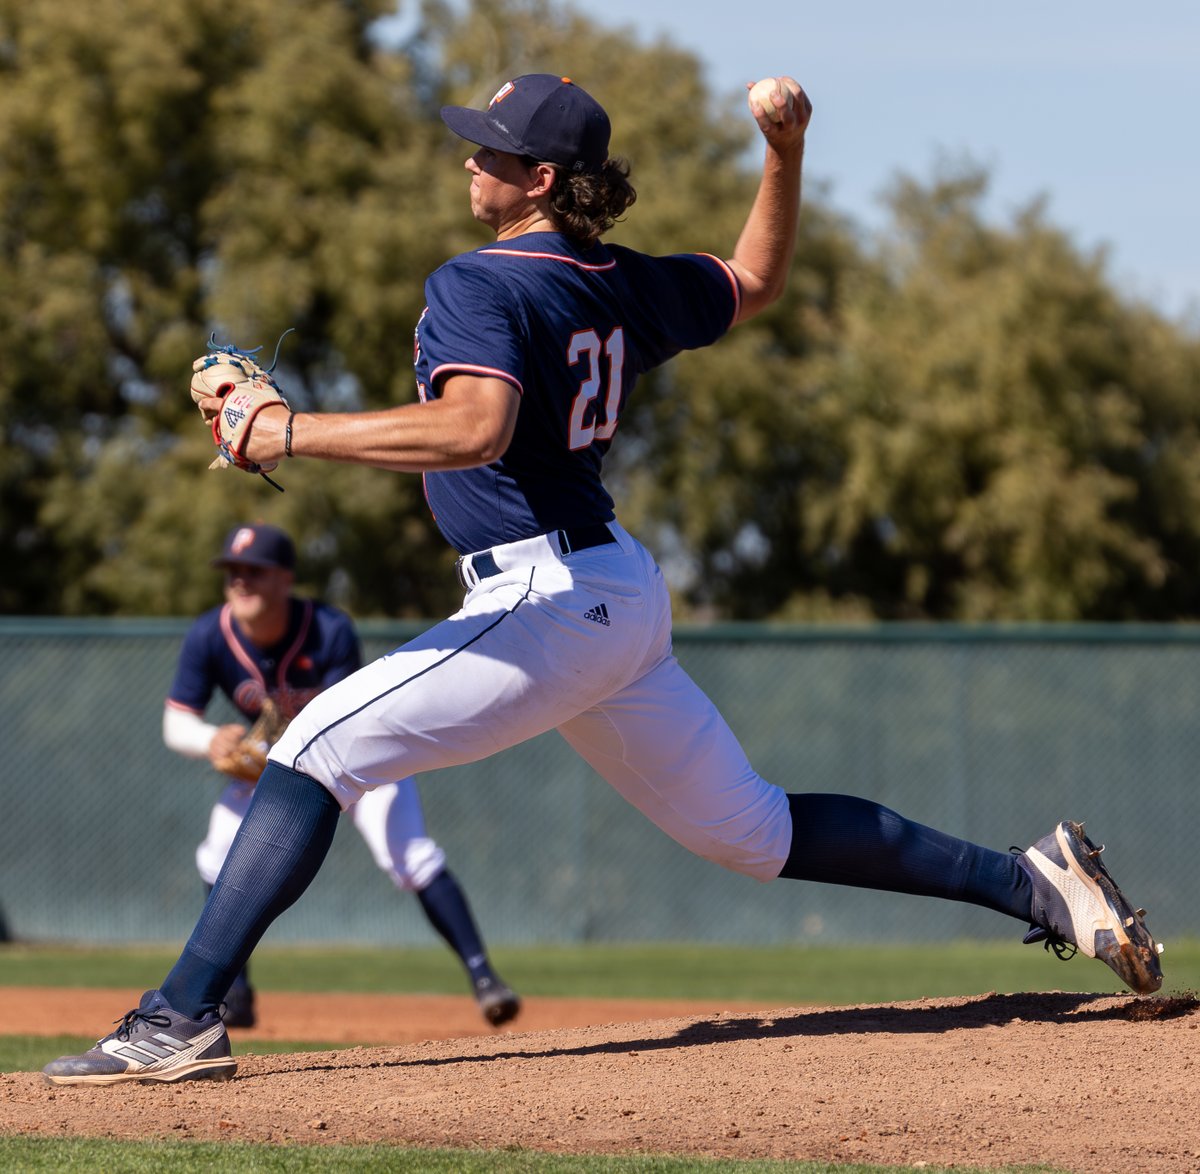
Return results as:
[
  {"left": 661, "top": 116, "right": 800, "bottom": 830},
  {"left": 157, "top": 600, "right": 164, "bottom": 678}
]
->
[{"left": 2, "top": 987, "right": 1199, "bottom": 1172}]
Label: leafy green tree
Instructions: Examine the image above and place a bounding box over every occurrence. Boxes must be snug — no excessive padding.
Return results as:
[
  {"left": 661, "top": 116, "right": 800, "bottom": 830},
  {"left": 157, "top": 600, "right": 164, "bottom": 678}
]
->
[
  {"left": 786, "top": 165, "right": 1200, "bottom": 620},
  {"left": 4, "top": 0, "right": 1200, "bottom": 624},
  {"left": 0, "top": 0, "right": 458, "bottom": 616},
  {"left": 2, "top": 0, "right": 825, "bottom": 617}
]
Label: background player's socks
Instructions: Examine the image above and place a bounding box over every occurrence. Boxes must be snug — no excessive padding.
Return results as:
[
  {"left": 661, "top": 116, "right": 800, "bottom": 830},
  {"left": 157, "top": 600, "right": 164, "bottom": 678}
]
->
[
  {"left": 779, "top": 792, "right": 1032, "bottom": 919},
  {"left": 162, "top": 764, "right": 341, "bottom": 1019},
  {"left": 417, "top": 869, "right": 493, "bottom": 982}
]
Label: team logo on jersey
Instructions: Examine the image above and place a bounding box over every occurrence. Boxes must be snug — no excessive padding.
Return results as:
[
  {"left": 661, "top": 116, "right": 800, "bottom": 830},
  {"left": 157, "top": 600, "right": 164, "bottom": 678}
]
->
[
  {"left": 233, "top": 680, "right": 267, "bottom": 712},
  {"left": 583, "top": 603, "right": 611, "bottom": 627}
]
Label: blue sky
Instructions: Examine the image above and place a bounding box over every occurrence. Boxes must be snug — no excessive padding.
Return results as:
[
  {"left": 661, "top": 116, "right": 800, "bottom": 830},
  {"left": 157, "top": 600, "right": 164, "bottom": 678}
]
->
[{"left": 393, "top": 1, "right": 1199, "bottom": 323}]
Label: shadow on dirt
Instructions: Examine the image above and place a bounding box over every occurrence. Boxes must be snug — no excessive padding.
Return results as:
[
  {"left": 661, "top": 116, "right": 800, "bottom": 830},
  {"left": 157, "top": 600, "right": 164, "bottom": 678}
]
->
[{"left": 252, "top": 989, "right": 1199, "bottom": 1078}]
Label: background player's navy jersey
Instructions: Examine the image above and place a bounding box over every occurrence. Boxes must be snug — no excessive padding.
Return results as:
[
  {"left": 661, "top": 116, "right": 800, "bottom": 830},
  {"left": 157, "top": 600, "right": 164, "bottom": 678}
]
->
[
  {"left": 414, "top": 231, "right": 740, "bottom": 553},
  {"left": 166, "top": 598, "right": 361, "bottom": 722}
]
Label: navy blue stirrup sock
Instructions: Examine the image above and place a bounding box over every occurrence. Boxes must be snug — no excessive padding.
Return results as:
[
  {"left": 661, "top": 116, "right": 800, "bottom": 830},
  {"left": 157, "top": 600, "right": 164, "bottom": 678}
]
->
[
  {"left": 417, "top": 870, "right": 493, "bottom": 982},
  {"left": 162, "top": 763, "right": 341, "bottom": 1019},
  {"left": 778, "top": 793, "right": 1033, "bottom": 920}
]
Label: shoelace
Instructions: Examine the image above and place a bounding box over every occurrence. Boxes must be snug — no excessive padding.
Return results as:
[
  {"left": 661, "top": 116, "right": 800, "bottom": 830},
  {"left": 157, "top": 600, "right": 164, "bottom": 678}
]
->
[
  {"left": 1023, "top": 925, "right": 1079, "bottom": 962},
  {"left": 113, "top": 1007, "right": 172, "bottom": 1042}
]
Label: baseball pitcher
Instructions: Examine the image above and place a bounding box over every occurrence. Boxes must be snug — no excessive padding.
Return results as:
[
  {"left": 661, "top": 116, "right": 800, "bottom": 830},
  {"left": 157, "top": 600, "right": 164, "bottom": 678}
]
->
[{"left": 46, "top": 73, "right": 1161, "bottom": 1088}]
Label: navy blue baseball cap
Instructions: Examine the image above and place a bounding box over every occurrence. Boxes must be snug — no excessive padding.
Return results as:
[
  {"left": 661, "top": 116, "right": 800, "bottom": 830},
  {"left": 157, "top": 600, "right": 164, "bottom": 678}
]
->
[
  {"left": 440, "top": 74, "right": 610, "bottom": 174},
  {"left": 212, "top": 523, "right": 295, "bottom": 571}
]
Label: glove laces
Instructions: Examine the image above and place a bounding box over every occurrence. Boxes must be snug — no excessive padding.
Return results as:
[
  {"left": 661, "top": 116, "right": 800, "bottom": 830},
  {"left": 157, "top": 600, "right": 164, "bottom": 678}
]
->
[{"left": 205, "top": 326, "right": 295, "bottom": 373}]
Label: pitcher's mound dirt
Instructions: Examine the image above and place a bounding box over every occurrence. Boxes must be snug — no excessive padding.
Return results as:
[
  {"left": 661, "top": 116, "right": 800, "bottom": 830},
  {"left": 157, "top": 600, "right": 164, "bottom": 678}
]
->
[
  {"left": 2, "top": 987, "right": 1198, "bottom": 1173},
  {"left": 0, "top": 985, "right": 783, "bottom": 1045}
]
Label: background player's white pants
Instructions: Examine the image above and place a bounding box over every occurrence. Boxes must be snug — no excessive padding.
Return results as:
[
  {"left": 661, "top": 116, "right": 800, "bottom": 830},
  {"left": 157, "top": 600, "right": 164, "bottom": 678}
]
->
[
  {"left": 195, "top": 776, "right": 445, "bottom": 891},
  {"left": 271, "top": 522, "right": 792, "bottom": 881}
]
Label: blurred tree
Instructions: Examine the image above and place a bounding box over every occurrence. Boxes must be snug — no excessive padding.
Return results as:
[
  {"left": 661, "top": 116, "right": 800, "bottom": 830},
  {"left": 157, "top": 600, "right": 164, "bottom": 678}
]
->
[
  {"left": 787, "top": 164, "right": 1200, "bottom": 620},
  {"left": 2, "top": 0, "right": 1199, "bottom": 622},
  {"left": 0, "top": 0, "right": 455, "bottom": 617},
  {"left": 2, "top": 0, "right": 827, "bottom": 618}
]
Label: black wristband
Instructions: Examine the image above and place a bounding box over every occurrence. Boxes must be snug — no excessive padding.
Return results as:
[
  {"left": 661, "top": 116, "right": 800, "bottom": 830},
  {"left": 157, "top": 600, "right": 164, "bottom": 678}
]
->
[{"left": 284, "top": 412, "right": 295, "bottom": 458}]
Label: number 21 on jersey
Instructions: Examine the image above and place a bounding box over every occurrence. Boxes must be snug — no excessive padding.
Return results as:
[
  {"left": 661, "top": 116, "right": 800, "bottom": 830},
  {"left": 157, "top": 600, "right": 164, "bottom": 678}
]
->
[{"left": 568, "top": 327, "right": 625, "bottom": 450}]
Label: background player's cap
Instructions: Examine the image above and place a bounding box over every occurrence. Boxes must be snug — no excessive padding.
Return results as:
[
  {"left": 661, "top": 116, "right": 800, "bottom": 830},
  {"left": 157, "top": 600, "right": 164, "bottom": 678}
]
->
[
  {"left": 440, "top": 74, "right": 610, "bottom": 174},
  {"left": 211, "top": 524, "right": 295, "bottom": 571}
]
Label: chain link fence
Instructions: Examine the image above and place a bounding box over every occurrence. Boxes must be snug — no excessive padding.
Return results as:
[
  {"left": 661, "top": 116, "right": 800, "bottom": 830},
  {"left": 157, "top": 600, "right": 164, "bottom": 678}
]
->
[{"left": 0, "top": 619, "right": 1192, "bottom": 947}]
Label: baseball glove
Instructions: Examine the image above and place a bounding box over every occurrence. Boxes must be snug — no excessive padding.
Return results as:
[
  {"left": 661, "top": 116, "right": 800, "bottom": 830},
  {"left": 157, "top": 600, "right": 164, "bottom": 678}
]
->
[
  {"left": 212, "top": 697, "right": 290, "bottom": 784},
  {"left": 190, "top": 339, "right": 290, "bottom": 491}
]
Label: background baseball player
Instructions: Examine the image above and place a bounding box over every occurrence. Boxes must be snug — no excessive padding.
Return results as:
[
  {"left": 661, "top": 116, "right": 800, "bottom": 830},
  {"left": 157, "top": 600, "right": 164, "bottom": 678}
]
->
[
  {"left": 162, "top": 521, "right": 520, "bottom": 1029},
  {"left": 45, "top": 72, "right": 1160, "bottom": 1086}
]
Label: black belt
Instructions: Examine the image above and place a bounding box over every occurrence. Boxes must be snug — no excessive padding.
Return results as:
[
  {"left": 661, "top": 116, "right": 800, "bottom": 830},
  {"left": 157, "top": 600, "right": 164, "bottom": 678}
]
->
[{"left": 456, "top": 523, "right": 616, "bottom": 588}]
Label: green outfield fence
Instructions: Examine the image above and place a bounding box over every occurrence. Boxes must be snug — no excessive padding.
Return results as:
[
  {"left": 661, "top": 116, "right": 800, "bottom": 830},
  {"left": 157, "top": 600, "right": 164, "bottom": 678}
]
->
[{"left": 0, "top": 618, "right": 1195, "bottom": 948}]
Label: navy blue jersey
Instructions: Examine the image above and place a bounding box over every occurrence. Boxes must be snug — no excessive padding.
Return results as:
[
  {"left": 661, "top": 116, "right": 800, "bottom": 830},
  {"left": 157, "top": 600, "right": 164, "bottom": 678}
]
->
[
  {"left": 166, "top": 598, "right": 361, "bottom": 723},
  {"left": 414, "top": 231, "right": 740, "bottom": 552}
]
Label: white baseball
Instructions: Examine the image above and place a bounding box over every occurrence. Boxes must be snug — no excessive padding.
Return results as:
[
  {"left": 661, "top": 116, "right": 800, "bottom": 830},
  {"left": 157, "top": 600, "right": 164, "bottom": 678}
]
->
[{"left": 748, "top": 77, "right": 792, "bottom": 123}]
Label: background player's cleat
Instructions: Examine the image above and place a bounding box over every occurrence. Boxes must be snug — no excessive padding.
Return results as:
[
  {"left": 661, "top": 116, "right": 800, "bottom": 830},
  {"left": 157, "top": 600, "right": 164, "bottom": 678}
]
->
[
  {"left": 219, "top": 980, "right": 257, "bottom": 1029},
  {"left": 1017, "top": 820, "right": 1163, "bottom": 995},
  {"left": 474, "top": 974, "right": 521, "bottom": 1027},
  {"left": 42, "top": 989, "right": 236, "bottom": 1086}
]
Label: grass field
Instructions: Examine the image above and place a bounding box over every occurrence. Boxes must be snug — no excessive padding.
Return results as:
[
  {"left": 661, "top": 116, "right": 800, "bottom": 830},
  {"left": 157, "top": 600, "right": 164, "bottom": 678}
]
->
[
  {"left": 0, "top": 1136, "right": 1063, "bottom": 1173},
  {"left": 5, "top": 937, "right": 1197, "bottom": 1003},
  {"left": 7, "top": 939, "right": 1192, "bottom": 1173}
]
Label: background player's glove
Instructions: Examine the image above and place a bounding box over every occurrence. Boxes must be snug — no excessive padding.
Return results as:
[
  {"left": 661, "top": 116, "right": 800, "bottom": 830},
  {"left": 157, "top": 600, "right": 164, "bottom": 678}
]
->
[
  {"left": 211, "top": 697, "right": 291, "bottom": 784},
  {"left": 190, "top": 344, "right": 290, "bottom": 480}
]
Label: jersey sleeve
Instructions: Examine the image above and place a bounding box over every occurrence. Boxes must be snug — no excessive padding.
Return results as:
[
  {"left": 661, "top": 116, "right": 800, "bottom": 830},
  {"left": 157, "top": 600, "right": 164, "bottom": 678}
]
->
[
  {"left": 641, "top": 251, "right": 740, "bottom": 353},
  {"left": 166, "top": 620, "right": 216, "bottom": 714},
  {"left": 683, "top": 253, "right": 741, "bottom": 340},
  {"left": 421, "top": 260, "right": 525, "bottom": 392}
]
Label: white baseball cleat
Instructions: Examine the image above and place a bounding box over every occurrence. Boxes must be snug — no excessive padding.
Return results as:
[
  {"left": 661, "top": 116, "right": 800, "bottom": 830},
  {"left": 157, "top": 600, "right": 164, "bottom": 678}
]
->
[
  {"left": 1018, "top": 820, "right": 1163, "bottom": 995},
  {"left": 42, "top": 989, "right": 236, "bottom": 1086}
]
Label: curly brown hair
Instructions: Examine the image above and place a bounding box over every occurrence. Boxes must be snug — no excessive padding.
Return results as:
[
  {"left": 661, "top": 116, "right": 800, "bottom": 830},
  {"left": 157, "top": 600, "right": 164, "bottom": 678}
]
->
[{"left": 529, "top": 157, "right": 637, "bottom": 248}]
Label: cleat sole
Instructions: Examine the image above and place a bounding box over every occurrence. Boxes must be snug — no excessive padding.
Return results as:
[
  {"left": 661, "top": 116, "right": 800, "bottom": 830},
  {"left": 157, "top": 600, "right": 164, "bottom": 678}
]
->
[{"left": 43, "top": 1058, "right": 236, "bottom": 1088}]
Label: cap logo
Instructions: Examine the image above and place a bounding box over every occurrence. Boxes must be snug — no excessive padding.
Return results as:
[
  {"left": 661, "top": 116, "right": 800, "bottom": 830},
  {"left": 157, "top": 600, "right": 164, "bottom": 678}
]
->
[
  {"left": 231, "top": 527, "right": 256, "bottom": 556},
  {"left": 489, "top": 81, "right": 515, "bottom": 108}
]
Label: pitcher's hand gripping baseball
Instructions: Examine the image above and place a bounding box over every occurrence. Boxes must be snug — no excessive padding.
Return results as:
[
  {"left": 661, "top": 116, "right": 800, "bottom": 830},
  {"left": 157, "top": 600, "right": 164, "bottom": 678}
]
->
[{"left": 746, "top": 76, "right": 811, "bottom": 139}]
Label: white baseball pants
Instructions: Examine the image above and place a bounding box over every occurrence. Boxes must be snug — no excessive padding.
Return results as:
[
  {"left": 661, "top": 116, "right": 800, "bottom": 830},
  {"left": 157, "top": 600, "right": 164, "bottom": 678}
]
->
[{"left": 271, "top": 522, "right": 793, "bottom": 881}]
